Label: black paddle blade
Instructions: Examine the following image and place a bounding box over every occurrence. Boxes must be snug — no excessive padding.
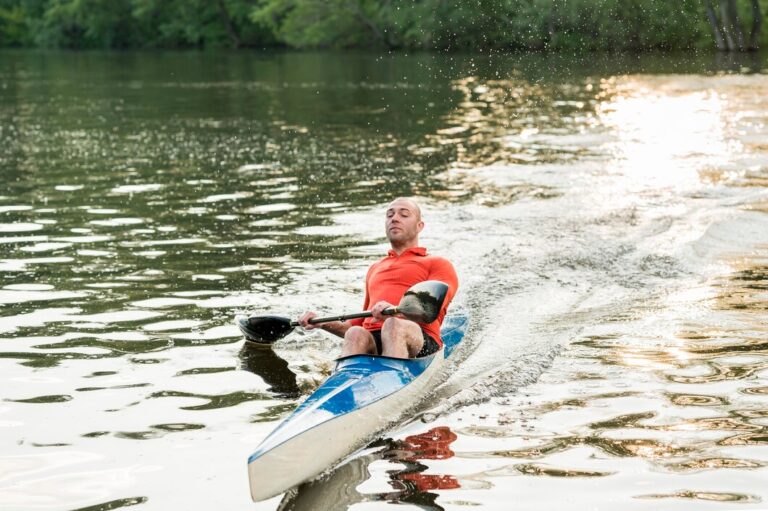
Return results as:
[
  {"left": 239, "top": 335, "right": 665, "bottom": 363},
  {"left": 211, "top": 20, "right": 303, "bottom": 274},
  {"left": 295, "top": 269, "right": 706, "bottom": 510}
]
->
[
  {"left": 236, "top": 315, "right": 295, "bottom": 344},
  {"left": 396, "top": 280, "right": 449, "bottom": 323}
]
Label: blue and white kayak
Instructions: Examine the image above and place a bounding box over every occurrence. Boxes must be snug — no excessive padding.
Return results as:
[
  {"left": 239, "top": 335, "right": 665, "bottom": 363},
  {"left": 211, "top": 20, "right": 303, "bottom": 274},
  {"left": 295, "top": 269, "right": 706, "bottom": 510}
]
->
[{"left": 248, "top": 313, "right": 469, "bottom": 501}]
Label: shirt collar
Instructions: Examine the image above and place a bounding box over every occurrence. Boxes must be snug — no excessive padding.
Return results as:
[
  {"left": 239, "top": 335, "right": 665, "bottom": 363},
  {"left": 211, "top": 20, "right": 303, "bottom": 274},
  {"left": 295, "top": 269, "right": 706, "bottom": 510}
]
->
[{"left": 387, "top": 246, "right": 427, "bottom": 257}]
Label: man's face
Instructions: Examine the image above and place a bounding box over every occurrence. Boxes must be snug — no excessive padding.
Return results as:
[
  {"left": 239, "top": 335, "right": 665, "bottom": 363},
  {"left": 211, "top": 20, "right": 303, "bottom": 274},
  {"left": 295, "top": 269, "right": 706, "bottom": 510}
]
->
[{"left": 385, "top": 200, "right": 423, "bottom": 244}]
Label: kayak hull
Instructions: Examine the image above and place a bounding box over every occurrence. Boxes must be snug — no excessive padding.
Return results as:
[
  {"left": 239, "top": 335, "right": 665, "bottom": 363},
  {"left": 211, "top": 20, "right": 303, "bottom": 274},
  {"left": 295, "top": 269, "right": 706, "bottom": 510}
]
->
[{"left": 247, "top": 314, "right": 468, "bottom": 502}]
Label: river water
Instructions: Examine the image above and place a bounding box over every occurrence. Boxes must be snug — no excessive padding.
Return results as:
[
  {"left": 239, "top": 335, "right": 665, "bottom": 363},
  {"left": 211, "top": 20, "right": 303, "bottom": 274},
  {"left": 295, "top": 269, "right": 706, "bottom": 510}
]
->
[{"left": 1, "top": 50, "right": 766, "bottom": 511}]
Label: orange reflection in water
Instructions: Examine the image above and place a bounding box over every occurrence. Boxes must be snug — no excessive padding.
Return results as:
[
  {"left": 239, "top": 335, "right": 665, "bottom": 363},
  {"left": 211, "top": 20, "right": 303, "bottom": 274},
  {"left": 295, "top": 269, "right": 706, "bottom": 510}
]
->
[
  {"left": 400, "top": 426, "right": 458, "bottom": 460},
  {"left": 391, "top": 426, "right": 460, "bottom": 492},
  {"left": 395, "top": 473, "right": 460, "bottom": 492}
]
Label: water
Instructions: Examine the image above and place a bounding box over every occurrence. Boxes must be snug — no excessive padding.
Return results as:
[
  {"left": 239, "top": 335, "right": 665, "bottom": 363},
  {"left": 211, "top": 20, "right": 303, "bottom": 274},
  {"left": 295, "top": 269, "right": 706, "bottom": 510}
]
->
[{"left": 1, "top": 50, "right": 767, "bottom": 510}]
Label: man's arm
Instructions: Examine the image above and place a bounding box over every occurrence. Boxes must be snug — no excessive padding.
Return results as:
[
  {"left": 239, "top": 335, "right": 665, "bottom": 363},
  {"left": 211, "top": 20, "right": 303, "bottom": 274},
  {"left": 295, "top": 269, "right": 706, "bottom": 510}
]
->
[
  {"left": 318, "top": 321, "right": 353, "bottom": 338},
  {"left": 298, "top": 312, "right": 354, "bottom": 338}
]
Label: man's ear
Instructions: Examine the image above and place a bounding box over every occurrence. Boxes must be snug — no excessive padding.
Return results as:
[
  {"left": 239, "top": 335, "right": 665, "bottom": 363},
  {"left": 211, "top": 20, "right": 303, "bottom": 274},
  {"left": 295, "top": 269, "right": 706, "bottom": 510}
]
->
[{"left": 417, "top": 220, "right": 425, "bottom": 233}]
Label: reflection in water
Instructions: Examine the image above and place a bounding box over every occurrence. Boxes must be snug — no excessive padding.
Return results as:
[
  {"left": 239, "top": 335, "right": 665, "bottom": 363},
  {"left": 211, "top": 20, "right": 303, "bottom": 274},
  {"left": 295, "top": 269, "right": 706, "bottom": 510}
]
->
[
  {"left": 598, "top": 81, "right": 730, "bottom": 186},
  {"left": 238, "top": 342, "right": 300, "bottom": 398},
  {"left": 433, "top": 76, "right": 575, "bottom": 205},
  {"left": 146, "top": 389, "right": 270, "bottom": 410},
  {"left": 276, "top": 448, "right": 377, "bottom": 511},
  {"left": 637, "top": 490, "right": 761, "bottom": 503},
  {"left": 386, "top": 426, "right": 461, "bottom": 498},
  {"left": 279, "top": 427, "right": 460, "bottom": 511},
  {"left": 513, "top": 464, "right": 613, "bottom": 477},
  {"left": 8, "top": 394, "right": 73, "bottom": 403},
  {"left": 663, "top": 457, "right": 763, "bottom": 472},
  {"left": 112, "top": 422, "right": 206, "bottom": 440},
  {"left": 715, "top": 260, "right": 768, "bottom": 312},
  {"left": 474, "top": 434, "right": 693, "bottom": 461},
  {"left": 711, "top": 50, "right": 764, "bottom": 74},
  {"left": 69, "top": 496, "right": 149, "bottom": 511}
]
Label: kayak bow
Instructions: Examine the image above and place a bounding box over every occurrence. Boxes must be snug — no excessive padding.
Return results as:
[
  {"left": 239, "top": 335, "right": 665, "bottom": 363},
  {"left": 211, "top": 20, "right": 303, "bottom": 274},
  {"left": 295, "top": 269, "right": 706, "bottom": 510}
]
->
[{"left": 247, "top": 313, "right": 469, "bottom": 501}]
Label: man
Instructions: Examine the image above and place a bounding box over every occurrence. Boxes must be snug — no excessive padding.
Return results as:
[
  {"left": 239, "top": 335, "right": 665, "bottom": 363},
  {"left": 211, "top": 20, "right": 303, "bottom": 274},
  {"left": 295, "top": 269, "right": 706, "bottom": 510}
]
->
[{"left": 299, "top": 198, "right": 458, "bottom": 359}]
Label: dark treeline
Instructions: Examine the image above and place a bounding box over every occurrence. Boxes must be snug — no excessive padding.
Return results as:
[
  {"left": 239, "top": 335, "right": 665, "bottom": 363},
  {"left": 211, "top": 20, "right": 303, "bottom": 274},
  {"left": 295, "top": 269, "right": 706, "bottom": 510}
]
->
[{"left": 0, "top": 0, "right": 764, "bottom": 51}]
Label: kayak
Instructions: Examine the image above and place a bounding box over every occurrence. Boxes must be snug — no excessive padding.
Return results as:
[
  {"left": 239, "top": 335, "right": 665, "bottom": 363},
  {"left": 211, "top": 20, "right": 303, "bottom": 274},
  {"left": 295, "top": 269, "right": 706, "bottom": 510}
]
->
[{"left": 247, "top": 313, "right": 469, "bottom": 501}]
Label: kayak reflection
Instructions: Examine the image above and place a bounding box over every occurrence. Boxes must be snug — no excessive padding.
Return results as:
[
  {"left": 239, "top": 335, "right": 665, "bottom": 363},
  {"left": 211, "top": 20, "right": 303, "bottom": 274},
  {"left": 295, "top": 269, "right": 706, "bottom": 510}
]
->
[
  {"left": 277, "top": 427, "right": 459, "bottom": 511},
  {"left": 238, "top": 343, "right": 300, "bottom": 398}
]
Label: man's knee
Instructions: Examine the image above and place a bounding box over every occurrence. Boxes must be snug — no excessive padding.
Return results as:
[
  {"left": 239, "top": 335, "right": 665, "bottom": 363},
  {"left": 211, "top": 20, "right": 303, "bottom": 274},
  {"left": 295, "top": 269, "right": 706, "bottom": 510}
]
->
[
  {"left": 346, "top": 326, "right": 369, "bottom": 340},
  {"left": 380, "top": 318, "right": 422, "bottom": 358},
  {"left": 382, "top": 318, "right": 421, "bottom": 344},
  {"left": 382, "top": 317, "right": 421, "bottom": 336},
  {"left": 344, "top": 326, "right": 375, "bottom": 353},
  {"left": 382, "top": 317, "right": 406, "bottom": 335}
]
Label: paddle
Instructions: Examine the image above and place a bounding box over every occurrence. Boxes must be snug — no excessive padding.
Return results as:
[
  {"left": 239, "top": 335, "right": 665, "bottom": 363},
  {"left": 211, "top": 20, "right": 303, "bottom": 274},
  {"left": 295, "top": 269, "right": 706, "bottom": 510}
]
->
[{"left": 236, "top": 280, "right": 449, "bottom": 344}]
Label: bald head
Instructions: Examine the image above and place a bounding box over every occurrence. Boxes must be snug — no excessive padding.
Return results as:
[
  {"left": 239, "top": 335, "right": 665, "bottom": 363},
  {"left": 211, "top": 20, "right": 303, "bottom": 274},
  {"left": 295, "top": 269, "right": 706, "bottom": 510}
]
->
[{"left": 387, "top": 198, "right": 421, "bottom": 221}]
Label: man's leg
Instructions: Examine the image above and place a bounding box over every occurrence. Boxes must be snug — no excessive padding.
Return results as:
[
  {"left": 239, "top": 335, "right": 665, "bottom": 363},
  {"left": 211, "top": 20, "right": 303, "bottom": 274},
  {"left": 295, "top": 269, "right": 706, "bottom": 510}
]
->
[
  {"left": 341, "top": 326, "right": 377, "bottom": 357},
  {"left": 380, "top": 318, "right": 424, "bottom": 358}
]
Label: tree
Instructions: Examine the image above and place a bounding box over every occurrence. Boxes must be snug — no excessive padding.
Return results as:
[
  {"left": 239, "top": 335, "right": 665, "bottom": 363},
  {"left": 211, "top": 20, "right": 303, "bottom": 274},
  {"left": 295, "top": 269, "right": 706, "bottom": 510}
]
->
[
  {"left": 0, "top": 2, "right": 29, "bottom": 46},
  {"left": 705, "top": 0, "right": 763, "bottom": 51}
]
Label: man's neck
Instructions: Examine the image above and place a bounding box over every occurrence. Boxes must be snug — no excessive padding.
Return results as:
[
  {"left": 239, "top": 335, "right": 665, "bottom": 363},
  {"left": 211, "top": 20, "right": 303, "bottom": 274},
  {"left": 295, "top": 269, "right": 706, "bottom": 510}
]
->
[{"left": 389, "top": 240, "right": 419, "bottom": 255}]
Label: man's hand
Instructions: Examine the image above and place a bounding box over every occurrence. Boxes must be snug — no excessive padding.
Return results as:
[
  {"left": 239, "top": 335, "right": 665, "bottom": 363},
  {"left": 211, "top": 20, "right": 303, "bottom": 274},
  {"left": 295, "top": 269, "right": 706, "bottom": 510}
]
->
[
  {"left": 298, "top": 311, "right": 320, "bottom": 330},
  {"left": 370, "top": 301, "right": 396, "bottom": 321}
]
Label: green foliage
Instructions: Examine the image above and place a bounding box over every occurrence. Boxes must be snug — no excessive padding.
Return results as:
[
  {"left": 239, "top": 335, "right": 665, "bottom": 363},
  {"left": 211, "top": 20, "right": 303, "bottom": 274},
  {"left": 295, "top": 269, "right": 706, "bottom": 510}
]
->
[
  {"left": 0, "top": 0, "right": 274, "bottom": 49},
  {"left": 0, "top": 3, "right": 29, "bottom": 46},
  {"left": 249, "top": 0, "right": 752, "bottom": 51},
  {"left": 546, "top": 0, "right": 708, "bottom": 51},
  {"left": 0, "top": 0, "right": 764, "bottom": 50},
  {"left": 134, "top": 0, "right": 229, "bottom": 48},
  {"left": 252, "top": 0, "right": 367, "bottom": 48},
  {"left": 31, "top": 0, "right": 137, "bottom": 48},
  {"left": 134, "top": 0, "right": 275, "bottom": 48}
]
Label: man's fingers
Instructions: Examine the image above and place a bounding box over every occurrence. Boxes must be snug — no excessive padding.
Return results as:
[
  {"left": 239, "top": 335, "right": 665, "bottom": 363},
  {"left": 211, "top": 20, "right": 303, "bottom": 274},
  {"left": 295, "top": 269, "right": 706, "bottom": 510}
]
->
[
  {"left": 299, "top": 311, "right": 318, "bottom": 329},
  {"left": 370, "top": 301, "right": 394, "bottom": 321}
]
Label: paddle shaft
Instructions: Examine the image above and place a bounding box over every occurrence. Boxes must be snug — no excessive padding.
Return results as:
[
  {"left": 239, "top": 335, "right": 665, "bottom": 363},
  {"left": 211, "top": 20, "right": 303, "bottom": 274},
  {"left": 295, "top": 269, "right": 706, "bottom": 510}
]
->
[
  {"left": 291, "top": 308, "right": 397, "bottom": 327},
  {"left": 238, "top": 281, "right": 448, "bottom": 343}
]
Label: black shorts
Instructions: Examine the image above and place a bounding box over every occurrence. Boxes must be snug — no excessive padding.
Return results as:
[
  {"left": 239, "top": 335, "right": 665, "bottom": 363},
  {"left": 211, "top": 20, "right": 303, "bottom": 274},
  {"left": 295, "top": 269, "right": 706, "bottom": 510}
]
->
[{"left": 370, "top": 329, "right": 440, "bottom": 358}]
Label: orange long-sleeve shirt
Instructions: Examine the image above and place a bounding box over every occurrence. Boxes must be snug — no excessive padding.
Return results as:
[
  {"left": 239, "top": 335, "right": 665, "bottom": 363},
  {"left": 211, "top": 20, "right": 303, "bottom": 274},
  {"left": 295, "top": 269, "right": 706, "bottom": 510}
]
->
[{"left": 348, "top": 246, "right": 458, "bottom": 344}]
